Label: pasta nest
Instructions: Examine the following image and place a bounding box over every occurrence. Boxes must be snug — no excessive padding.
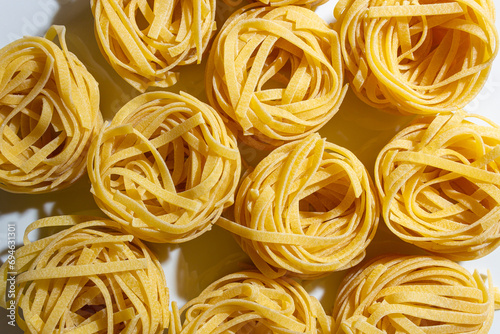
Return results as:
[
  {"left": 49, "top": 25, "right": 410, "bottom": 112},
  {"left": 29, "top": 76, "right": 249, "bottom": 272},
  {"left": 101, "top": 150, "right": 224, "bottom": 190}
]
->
[
  {"left": 174, "top": 271, "right": 332, "bottom": 334},
  {"left": 334, "top": 0, "right": 499, "bottom": 115},
  {"left": 0, "top": 216, "right": 169, "bottom": 334},
  {"left": 91, "top": 0, "right": 216, "bottom": 92},
  {"left": 218, "top": 133, "right": 379, "bottom": 279},
  {"left": 0, "top": 26, "right": 102, "bottom": 193},
  {"left": 88, "top": 91, "right": 241, "bottom": 243},
  {"left": 254, "top": 0, "right": 328, "bottom": 9},
  {"left": 332, "top": 255, "right": 498, "bottom": 334},
  {"left": 206, "top": 4, "right": 347, "bottom": 150},
  {"left": 375, "top": 111, "right": 500, "bottom": 260}
]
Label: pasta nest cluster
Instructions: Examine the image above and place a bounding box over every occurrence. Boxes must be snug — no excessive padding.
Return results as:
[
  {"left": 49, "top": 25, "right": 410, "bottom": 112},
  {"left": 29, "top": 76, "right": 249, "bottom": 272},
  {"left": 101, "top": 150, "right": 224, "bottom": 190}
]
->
[
  {"left": 175, "top": 271, "right": 332, "bottom": 334},
  {"left": 0, "top": 216, "right": 169, "bottom": 334},
  {"left": 88, "top": 91, "right": 241, "bottom": 243},
  {"left": 91, "top": 0, "right": 216, "bottom": 92},
  {"left": 206, "top": 4, "right": 347, "bottom": 149},
  {"left": 219, "top": 134, "right": 379, "bottom": 279},
  {"left": 0, "top": 26, "right": 102, "bottom": 193},
  {"left": 333, "top": 255, "right": 497, "bottom": 334},
  {"left": 334, "top": 0, "right": 498, "bottom": 114},
  {"left": 375, "top": 111, "right": 500, "bottom": 260}
]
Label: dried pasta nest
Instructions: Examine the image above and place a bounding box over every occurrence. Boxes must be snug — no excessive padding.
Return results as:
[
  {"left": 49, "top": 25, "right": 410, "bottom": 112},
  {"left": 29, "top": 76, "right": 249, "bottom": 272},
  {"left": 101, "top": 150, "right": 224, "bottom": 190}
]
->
[
  {"left": 333, "top": 255, "right": 498, "bottom": 334},
  {"left": 88, "top": 91, "right": 241, "bottom": 243},
  {"left": 0, "top": 215, "right": 169, "bottom": 334},
  {"left": 218, "top": 133, "right": 379, "bottom": 279},
  {"left": 254, "top": 0, "right": 328, "bottom": 9},
  {"left": 206, "top": 4, "right": 347, "bottom": 150},
  {"left": 334, "top": 0, "right": 498, "bottom": 115},
  {"left": 173, "top": 271, "right": 332, "bottom": 334},
  {"left": 0, "top": 26, "right": 102, "bottom": 193},
  {"left": 375, "top": 111, "right": 500, "bottom": 260},
  {"left": 91, "top": 0, "right": 216, "bottom": 92}
]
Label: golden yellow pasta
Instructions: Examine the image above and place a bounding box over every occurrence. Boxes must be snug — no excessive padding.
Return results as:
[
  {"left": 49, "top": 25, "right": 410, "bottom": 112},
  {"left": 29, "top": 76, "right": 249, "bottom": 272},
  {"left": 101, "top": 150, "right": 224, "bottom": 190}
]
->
[
  {"left": 91, "top": 0, "right": 216, "bottom": 92},
  {"left": 375, "top": 111, "right": 500, "bottom": 260},
  {"left": 255, "top": 0, "right": 328, "bottom": 9},
  {"left": 206, "top": 4, "right": 347, "bottom": 149},
  {"left": 176, "top": 271, "right": 332, "bottom": 334},
  {"left": 88, "top": 91, "right": 241, "bottom": 243},
  {"left": 0, "top": 25, "right": 102, "bottom": 193},
  {"left": 0, "top": 215, "right": 169, "bottom": 334},
  {"left": 218, "top": 133, "right": 379, "bottom": 279},
  {"left": 333, "top": 255, "right": 498, "bottom": 334},
  {"left": 334, "top": 0, "right": 498, "bottom": 115}
]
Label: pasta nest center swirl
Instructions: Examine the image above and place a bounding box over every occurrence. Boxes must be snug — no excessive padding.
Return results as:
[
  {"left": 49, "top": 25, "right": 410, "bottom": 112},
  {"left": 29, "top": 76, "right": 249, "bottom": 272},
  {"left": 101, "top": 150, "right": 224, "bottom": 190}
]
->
[
  {"left": 88, "top": 91, "right": 241, "bottom": 243},
  {"left": 177, "top": 271, "right": 332, "bottom": 334},
  {"left": 375, "top": 111, "right": 500, "bottom": 260},
  {"left": 334, "top": 0, "right": 499, "bottom": 114},
  {"left": 206, "top": 4, "right": 347, "bottom": 149},
  {"left": 219, "top": 133, "right": 379, "bottom": 279},
  {"left": 333, "top": 255, "right": 497, "bottom": 334},
  {"left": 0, "top": 26, "right": 102, "bottom": 193}
]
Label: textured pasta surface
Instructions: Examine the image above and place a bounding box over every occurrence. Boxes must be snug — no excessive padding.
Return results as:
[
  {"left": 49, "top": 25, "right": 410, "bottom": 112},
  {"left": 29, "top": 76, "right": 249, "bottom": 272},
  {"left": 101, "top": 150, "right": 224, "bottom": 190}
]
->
[
  {"left": 0, "top": 215, "right": 169, "bottom": 334},
  {"left": 255, "top": 0, "right": 328, "bottom": 9},
  {"left": 334, "top": 0, "right": 498, "bottom": 114},
  {"left": 206, "top": 4, "right": 347, "bottom": 149},
  {"left": 0, "top": 25, "right": 102, "bottom": 193},
  {"left": 375, "top": 111, "right": 500, "bottom": 260},
  {"left": 333, "top": 255, "right": 497, "bottom": 334},
  {"left": 91, "top": 0, "right": 216, "bottom": 92},
  {"left": 88, "top": 91, "right": 241, "bottom": 243},
  {"left": 218, "top": 133, "right": 379, "bottom": 279},
  {"left": 176, "top": 271, "right": 332, "bottom": 334}
]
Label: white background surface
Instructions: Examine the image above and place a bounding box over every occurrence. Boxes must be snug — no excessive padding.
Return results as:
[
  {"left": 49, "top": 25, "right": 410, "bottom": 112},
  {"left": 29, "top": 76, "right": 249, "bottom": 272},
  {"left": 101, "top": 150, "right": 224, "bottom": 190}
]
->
[{"left": 0, "top": 0, "right": 500, "bottom": 333}]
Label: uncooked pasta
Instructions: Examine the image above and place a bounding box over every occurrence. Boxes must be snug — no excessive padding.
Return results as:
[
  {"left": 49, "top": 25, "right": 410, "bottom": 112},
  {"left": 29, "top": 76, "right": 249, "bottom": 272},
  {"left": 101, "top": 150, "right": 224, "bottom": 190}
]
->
[
  {"left": 333, "top": 255, "right": 499, "bottom": 334},
  {"left": 88, "top": 91, "right": 241, "bottom": 243},
  {"left": 206, "top": 4, "right": 347, "bottom": 149},
  {"left": 91, "top": 0, "right": 216, "bottom": 92},
  {"left": 334, "top": 0, "right": 498, "bottom": 114},
  {"left": 0, "top": 25, "right": 102, "bottom": 193},
  {"left": 218, "top": 133, "right": 379, "bottom": 279},
  {"left": 255, "top": 0, "right": 328, "bottom": 9},
  {"left": 375, "top": 111, "right": 500, "bottom": 260},
  {"left": 176, "top": 271, "right": 332, "bottom": 334},
  {"left": 0, "top": 215, "right": 169, "bottom": 334}
]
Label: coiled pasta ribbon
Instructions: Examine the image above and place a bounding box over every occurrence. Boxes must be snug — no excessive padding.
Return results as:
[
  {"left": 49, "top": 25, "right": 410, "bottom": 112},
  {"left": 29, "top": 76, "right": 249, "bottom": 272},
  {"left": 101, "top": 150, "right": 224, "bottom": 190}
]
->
[
  {"left": 206, "top": 4, "right": 347, "bottom": 149},
  {"left": 0, "top": 215, "right": 169, "bottom": 334},
  {"left": 375, "top": 111, "right": 500, "bottom": 260},
  {"left": 88, "top": 91, "right": 241, "bottom": 243},
  {"left": 91, "top": 0, "right": 216, "bottom": 92},
  {"left": 334, "top": 0, "right": 498, "bottom": 114},
  {"left": 218, "top": 133, "right": 379, "bottom": 279},
  {"left": 0, "top": 25, "right": 102, "bottom": 193},
  {"left": 333, "top": 255, "right": 499, "bottom": 334},
  {"left": 174, "top": 271, "right": 332, "bottom": 334},
  {"left": 255, "top": 0, "right": 328, "bottom": 9}
]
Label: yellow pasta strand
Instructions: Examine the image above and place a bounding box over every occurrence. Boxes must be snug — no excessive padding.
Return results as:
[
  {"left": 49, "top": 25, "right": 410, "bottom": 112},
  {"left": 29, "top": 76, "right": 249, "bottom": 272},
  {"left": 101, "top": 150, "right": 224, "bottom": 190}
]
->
[
  {"left": 334, "top": 0, "right": 499, "bottom": 114},
  {"left": 88, "top": 91, "right": 241, "bottom": 243},
  {"left": 333, "top": 255, "right": 497, "bottom": 334},
  {"left": 0, "top": 215, "right": 169, "bottom": 334},
  {"left": 255, "top": 0, "right": 328, "bottom": 9},
  {"left": 91, "top": 0, "right": 216, "bottom": 92},
  {"left": 206, "top": 3, "right": 347, "bottom": 149},
  {"left": 218, "top": 133, "right": 379, "bottom": 279},
  {"left": 179, "top": 271, "right": 332, "bottom": 333},
  {"left": 375, "top": 111, "right": 500, "bottom": 260},
  {"left": 0, "top": 25, "right": 102, "bottom": 193}
]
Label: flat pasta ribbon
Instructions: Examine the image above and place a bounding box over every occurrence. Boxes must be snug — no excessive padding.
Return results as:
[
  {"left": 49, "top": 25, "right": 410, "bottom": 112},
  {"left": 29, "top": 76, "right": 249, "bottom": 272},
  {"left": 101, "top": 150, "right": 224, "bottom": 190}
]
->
[
  {"left": 218, "top": 133, "right": 379, "bottom": 279},
  {"left": 333, "top": 255, "right": 499, "bottom": 334},
  {"left": 88, "top": 91, "right": 241, "bottom": 243},
  {"left": 334, "top": 0, "right": 499, "bottom": 115},
  {"left": 91, "top": 0, "right": 216, "bottom": 92},
  {"left": 206, "top": 4, "right": 347, "bottom": 149},
  {"left": 255, "top": 0, "right": 328, "bottom": 9},
  {"left": 0, "top": 215, "right": 169, "bottom": 334},
  {"left": 375, "top": 111, "right": 500, "bottom": 260},
  {"left": 175, "top": 271, "right": 332, "bottom": 334},
  {"left": 0, "top": 25, "right": 102, "bottom": 193}
]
